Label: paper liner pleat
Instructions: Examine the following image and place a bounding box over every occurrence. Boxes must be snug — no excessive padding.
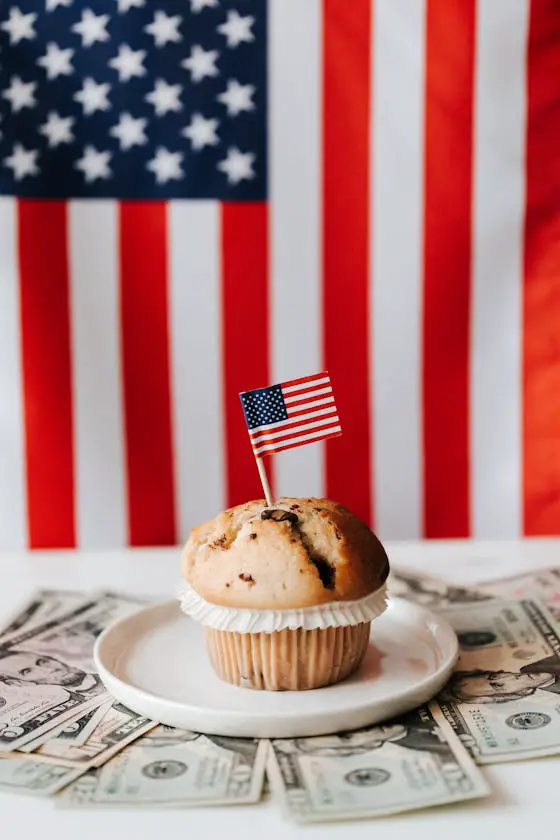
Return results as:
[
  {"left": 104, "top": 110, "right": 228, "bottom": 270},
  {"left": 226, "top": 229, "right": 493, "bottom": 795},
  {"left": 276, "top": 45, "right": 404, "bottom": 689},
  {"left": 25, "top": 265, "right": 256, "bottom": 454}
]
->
[
  {"left": 177, "top": 580, "right": 388, "bottom": 633},
  {"left": 204, "top": 623, "right": 371, "bottom": 691}
]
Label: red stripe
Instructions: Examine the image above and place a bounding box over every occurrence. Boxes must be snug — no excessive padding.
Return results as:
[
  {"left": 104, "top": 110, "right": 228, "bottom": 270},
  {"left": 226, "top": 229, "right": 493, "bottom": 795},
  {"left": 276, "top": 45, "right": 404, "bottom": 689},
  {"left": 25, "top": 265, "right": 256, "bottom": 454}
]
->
[
  {"left": 281, "top": 373, "right": 329, "bottom": 389},
  {"left": 284, "top": 393, "right": 334, "bottom": 411},
  {"left": 422, "top": 0, "right": 475, "bottom": 537},
  {"left": 253, "top": 423, "right": 342, "bottom": 451},
  {"left": 119, "top": 202, "right": 176, "bottom": 546},
  {"left": 283, "top": 383, "right": 332, "bottom": 400},
  {"left": 251, "top": 417, "right": 339, "bottom": 446},
  {"left": 18, "top": 201, "right": 76, "bottom": 548},
  {"left": 258, "top": 429, "right": 343, "bottom": 458},
  {"left": 250, "top": 409, "right": 339, "bottom": 441},
  {"left": 323, "top": 0, "right": 372, "bottom": 525},
  {"left": 523, "top": 0, "right": 560, "bottom": 534},
  {"left": 221, "top": 203, "right": 272, "bottom": 506},
  {"left": 287, "top": 404, "right": 336, "bottom": 420}
]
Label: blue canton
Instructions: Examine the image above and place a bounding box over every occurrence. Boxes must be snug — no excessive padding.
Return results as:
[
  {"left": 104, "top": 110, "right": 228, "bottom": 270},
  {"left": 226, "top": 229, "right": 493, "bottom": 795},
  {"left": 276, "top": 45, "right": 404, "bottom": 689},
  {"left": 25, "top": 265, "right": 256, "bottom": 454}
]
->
[
  {"left": 0, "top": 0, "right": 267, "bottom": 199},
  {"left": 240, "top": 385, "right": 288, "bottom": 430}
]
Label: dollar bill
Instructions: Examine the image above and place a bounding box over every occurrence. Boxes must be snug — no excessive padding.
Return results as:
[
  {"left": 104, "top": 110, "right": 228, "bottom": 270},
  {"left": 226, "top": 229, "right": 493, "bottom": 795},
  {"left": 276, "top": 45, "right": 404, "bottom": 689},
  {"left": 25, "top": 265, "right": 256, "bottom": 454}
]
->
[
  {"left": 58, "top": 725, "right": 268, "bottom": 807},
  {"left": 389, "top": 570, "right": 491, "bottom": 609},
  {"left": 0, "top": 756, "right": 85, "bottom": 796},
  {"left": 28, "top": 701, "right": 155, "bottom": 768},
  {"left": 0, "top": 593, "right": 144, "bottom": 752},
  {"left": 19, "top": 700, "right": 113, "bottom": 753},
  {"left": 0, "top": 590, "right": 91, "bottom": 638},
  {"left": 434, "top": 597, "right": 560, "bottom": 763},
  {"left": 267, "top": 706, "right": 489, "bottom": 823},
  {"left": 478, "top": 568, "right": 560, "bottom": 620}
]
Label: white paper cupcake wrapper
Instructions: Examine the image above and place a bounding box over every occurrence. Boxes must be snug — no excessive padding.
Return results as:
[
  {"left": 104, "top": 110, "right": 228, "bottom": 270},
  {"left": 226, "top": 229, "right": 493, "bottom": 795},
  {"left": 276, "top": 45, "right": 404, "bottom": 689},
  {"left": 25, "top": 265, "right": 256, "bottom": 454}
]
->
[{"left": 176, "top": 580, "right": 388, "bottom": 633}]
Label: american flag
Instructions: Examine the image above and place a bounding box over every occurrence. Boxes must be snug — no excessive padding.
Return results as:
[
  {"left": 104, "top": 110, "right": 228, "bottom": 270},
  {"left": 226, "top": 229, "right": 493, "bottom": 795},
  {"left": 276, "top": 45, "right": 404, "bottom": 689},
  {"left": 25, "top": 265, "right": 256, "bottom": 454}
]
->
[
  {"left": 240, "top": 373, "right": 341, "bottom": 458},
  {"left": 0, "top": 1, "right": 559, "bottom": 551}
]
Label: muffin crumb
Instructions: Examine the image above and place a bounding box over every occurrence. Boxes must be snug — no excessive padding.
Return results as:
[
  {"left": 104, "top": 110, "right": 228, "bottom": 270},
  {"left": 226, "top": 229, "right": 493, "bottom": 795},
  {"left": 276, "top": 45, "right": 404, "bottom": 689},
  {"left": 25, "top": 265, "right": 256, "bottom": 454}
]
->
[{"left": 239, "top": 573, "right": 255, "bottom": 585}]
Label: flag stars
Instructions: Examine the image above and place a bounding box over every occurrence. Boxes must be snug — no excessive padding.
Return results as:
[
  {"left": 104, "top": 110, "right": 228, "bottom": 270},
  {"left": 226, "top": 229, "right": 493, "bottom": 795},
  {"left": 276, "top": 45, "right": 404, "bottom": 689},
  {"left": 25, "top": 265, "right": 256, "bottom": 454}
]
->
[
  {"left": 37, "top": 42, "right": 74, "bottom": 80},
  {"left": 147, "top": 147, "right": 184, "bottom": 184},
  {"left": 74, "top": 78, "right": 111, "bottom": 115},
  {"left": 144, "top": 10, "right": 182, "bottom": 47},
  {"left": 72, "top": 9, "right": 110, "bottom": 48},
  {"left": 46, "top": 0, "right": 73, "bottom": 10},
  {"left": 110, "top": 113, "right": 147, "bottom": 150},
  {"left": 181, "top": 45, "right": 219, "bottom": 83},
  {"left": 4, "top": 143, "right": 39, "bottom": 180},
  {"left": 75, "top": 146, "right": 112, "bottom": 182},
  {"left": 217, "top": 79, "right": 255, "bottom": 117},
  {"left": 145, "top": 79, "right": 182, "bottom": 116},
  {"left": 39, "top": 112, "right": 74, "bottom": 147},
  {"left": 2, "top": 76, "right": 37, "bottom": 112},
  {"left": 217, "top": 10, "right": 254, "bottom": 48},
  {"left": 1, "top": 7, "right": 37, "bottom": 45},
  {"left": 182, "top": 113, "right": 219, "bottom": 151},
  {"left": 109, "top": 44, "right": 146, "bottom": 82},
  {"left": 190, "top": 0, "right": 218, "bottom": 11},
  {"left": 218, "top": 146, "right": 255, "bottom": 185},
  {"left": 116, "top": 0, "right": 145, "bottom": 12}
]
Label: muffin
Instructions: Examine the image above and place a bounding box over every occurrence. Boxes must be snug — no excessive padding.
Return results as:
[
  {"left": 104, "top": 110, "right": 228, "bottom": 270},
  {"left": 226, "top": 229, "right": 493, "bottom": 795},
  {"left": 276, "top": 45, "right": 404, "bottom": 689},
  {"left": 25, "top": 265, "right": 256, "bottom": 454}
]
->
[{"left": 178, "top": 497, "right": 390, "bottom": 691}]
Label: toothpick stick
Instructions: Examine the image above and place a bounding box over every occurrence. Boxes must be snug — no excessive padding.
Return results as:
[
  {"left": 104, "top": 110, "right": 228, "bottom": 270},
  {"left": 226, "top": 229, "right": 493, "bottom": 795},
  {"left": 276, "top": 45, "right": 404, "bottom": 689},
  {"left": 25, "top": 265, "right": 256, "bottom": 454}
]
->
[{"left": 256, "top": 457, "right": 273, "bottom": 507}]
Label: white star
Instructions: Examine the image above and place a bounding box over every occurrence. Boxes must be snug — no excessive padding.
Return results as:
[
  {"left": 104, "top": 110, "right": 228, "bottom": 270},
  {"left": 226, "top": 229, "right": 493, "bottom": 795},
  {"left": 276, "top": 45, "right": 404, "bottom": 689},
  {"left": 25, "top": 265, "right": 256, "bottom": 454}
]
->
[
  {"left": 116, "top": 0, "right": 145, "bottom": 11},
  {"left": 72, "top": 9, "right": 110, "bottom": 48},
  {"left": 4, "top": 143, "right": 39, "bottom": 180},
  {"left": 39, "top": 111, "right": 74, "bottom": 147},
  {"left": 74, "top": 78, "right": 111, "bottom": 115},
  {"left": 147, "top": 147, "right": 184, "bottom": 184},
  {"left": 109, "top": 44, "right": 146, "bottom": 81},
  {"left": 217, "top": 10, "right": 254, "bottom": 48},
  {"left": 1, "top": 7, "right": 37, "bottom": 44},
  {"left": 181, "top": 44, "right": 219, "bottom": 83},
  {"left": 190, "top": 0, "right": 218, "bottom": 11},
  {"left": 182, "top": 113, "right": 219, "bottom": 150},
  {"left": 75, "top": 146, "right": 112, "bottom": 182},
  {"left": 145, "top": 79, "right": 182, "bottom": 116},
  {"left": 2, "top": 76, "right": 37, "bottom": 112},
  {"left": 144, "top": 10, "right": 182, "bottom": 47},
  {"left": 217, "top": 79, "right": 255, "bottom": 116},
  {"left": 110, "top": 112, "right": 147, "bottom": 150},
  {"left": 37, "top": 42, "right": 74, "bottom": 80},
  {"left": 46, "top": 0, "right": 73, "bottom": 10},
  {"left": 217, "top": 146, "right": 255, "bottom": 184}
]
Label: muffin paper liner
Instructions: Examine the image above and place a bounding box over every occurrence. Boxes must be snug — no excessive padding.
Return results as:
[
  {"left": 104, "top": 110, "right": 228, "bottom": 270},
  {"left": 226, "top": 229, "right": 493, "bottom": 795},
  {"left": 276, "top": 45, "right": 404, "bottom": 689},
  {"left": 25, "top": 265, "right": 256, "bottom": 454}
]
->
[{"left": 176, "top": 580, "right": 388, "bottom": 633}]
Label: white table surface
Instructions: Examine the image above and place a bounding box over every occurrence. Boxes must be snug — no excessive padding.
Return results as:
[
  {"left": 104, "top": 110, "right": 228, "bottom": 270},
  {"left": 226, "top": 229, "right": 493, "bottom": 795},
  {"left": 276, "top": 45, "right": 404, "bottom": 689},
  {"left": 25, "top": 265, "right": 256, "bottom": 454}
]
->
[{"left": 1, "top": 538, "right": 559, "bottom": 840}]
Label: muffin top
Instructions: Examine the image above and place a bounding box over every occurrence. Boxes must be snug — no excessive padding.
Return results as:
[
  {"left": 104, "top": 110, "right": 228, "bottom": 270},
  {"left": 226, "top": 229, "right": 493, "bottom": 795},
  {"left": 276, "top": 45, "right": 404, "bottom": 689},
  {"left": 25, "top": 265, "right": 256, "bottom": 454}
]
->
[{"left": 180, "top": 497, "right": 390, "bottom": 609}]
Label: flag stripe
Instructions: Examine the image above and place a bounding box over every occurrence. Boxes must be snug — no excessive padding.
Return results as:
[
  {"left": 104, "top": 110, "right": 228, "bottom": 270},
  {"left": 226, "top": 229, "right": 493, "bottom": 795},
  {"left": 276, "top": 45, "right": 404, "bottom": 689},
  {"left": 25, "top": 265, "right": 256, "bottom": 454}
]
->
[
  {"left": 169, "top": 201, "right": 224, "bottom": 538},
  {"left": 119, "top": 202, "right": 176, "bottom": 546},
  {"left": 471, "top": 0, "right": 527, "bottom": 539},
  {"left": 371, "top": 0, "right": 425, "bottom": 540},
  {"left": 250, "top": 414, "right": 340, "bottom": 445},
  {"left": 0, "top": 198, "right": 26, "bottom": 550},
  {"left": 523, "top": 0, "right": 560, "bottom": 534},
  {"left": 221, "top": 202, "right": 272, "bottom": 506},
  {"left": 256, "top": 427, "right": 342, "bottom": 457},
  {"left": 282, "top": 377, "right": 330, "bottom": 394},
  {"left": 323, "top": 0, "right": 372, "bottom": 523},
  {"left": 422, "top": 0, "right": 475, "bottom": 537},
  {"left": 283, "top": 386, "right": 332, "bottom": 403},
  {"left": 250, "top": 406, "right": 337, "bottom": 435},
  {"left": 270, "top": 0, "right": 323, "bottom": 500},
  {"left": 18, "top": 200, "right": 76, "bottom": 548},
  {"left": 68, "top": 201, "right": 126, "bottom": 548}
]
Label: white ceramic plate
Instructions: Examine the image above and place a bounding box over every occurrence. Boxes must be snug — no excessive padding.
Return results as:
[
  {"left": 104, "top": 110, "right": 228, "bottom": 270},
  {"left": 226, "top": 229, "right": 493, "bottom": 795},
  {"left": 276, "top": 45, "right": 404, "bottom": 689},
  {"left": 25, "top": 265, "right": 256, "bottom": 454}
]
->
[{"left": 94, "top": 598, "right": 458, "bottom": 739}]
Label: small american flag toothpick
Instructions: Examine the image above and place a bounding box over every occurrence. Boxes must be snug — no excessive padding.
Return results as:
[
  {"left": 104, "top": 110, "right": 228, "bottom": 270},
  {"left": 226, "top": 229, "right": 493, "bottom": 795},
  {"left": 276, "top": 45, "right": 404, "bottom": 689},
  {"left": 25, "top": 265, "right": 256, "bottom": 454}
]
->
[{"left": 239, "top": 372, "right": 342, "bottom": 505}]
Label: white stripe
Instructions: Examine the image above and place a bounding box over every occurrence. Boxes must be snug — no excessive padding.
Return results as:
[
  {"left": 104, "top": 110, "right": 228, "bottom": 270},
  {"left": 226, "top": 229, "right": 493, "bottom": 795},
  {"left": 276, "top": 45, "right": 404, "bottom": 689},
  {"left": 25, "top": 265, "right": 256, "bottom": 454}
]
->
[
  {"left": 68, "top": 201, "right": 126, "bottom": 548},
  {"left": 371, "top": 0, "right": 425, "bottom": 539},
  {"left": 250, "top": 406, "right": 337, "bottom": 434},
  {"left": 270, "top": 0, "right": 324, "bottom": 499},
  {"left": 286, "top": 396, "right": 334, "bottom": 416},
  {"left": 283, "top": 386, "right": 332, "bottom": 404},
  {"left": 169, "top": 202, "right": 224, "bottom": 538},
  {"left": 250, "top": 414, "right": 341, "bottom": 444},
  {"left": 282, "top": 376, "right": 330, "bottom": 394},
  {"left": 0, "top": 198, "right": 26, "bottom": 549},
  {"left": 254, "top": 427, "right": 342, "bottom": 456},
  {"left": 471, "top": 0, "right": 527, "bottom": 538}
]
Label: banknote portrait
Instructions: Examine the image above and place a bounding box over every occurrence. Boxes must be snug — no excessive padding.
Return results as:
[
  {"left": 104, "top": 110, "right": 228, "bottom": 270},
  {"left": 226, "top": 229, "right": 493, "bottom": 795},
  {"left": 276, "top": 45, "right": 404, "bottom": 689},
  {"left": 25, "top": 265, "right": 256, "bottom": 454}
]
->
[{"left": 442, "top": 655, "right": 560, "bottom": 704}]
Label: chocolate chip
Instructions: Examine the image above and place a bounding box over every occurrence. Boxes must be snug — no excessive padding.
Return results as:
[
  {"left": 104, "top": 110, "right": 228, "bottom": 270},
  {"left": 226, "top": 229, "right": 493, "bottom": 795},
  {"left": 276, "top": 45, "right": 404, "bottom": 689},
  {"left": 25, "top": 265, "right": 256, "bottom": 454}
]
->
[
  {"left": 290, "top": 504, "right": 300, "bottom": 510},
  {"left": 334, "top": 528, "right": 342, "bottom": 540},
  {"left": 309, "top": 555, "right": 335, "bottom": 589},
  {"left": 248, "top": 533, "right": 257, "bottom": 540},
  {"left": 261, "top": 509, "right": 299, "bottom": 525},
  {"left": 225, "top": 582, "right": 230, "bottom": 588},
  {"left": 239, "top": 573, "right": 255, "bottom": 585},
  {"left": 210, "top": 533, "right": 228, "bottom": 549},
  {"left": 313, "top": 507, "right": 324, "bottom": 513}
]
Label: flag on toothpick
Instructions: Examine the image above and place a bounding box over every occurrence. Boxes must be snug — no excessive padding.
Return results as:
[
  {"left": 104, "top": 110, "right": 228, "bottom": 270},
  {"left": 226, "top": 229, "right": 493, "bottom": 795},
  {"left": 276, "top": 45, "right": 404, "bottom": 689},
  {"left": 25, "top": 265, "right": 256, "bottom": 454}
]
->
[{"left": 239, "top": 372, "right": 342, "bottom": 458}]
